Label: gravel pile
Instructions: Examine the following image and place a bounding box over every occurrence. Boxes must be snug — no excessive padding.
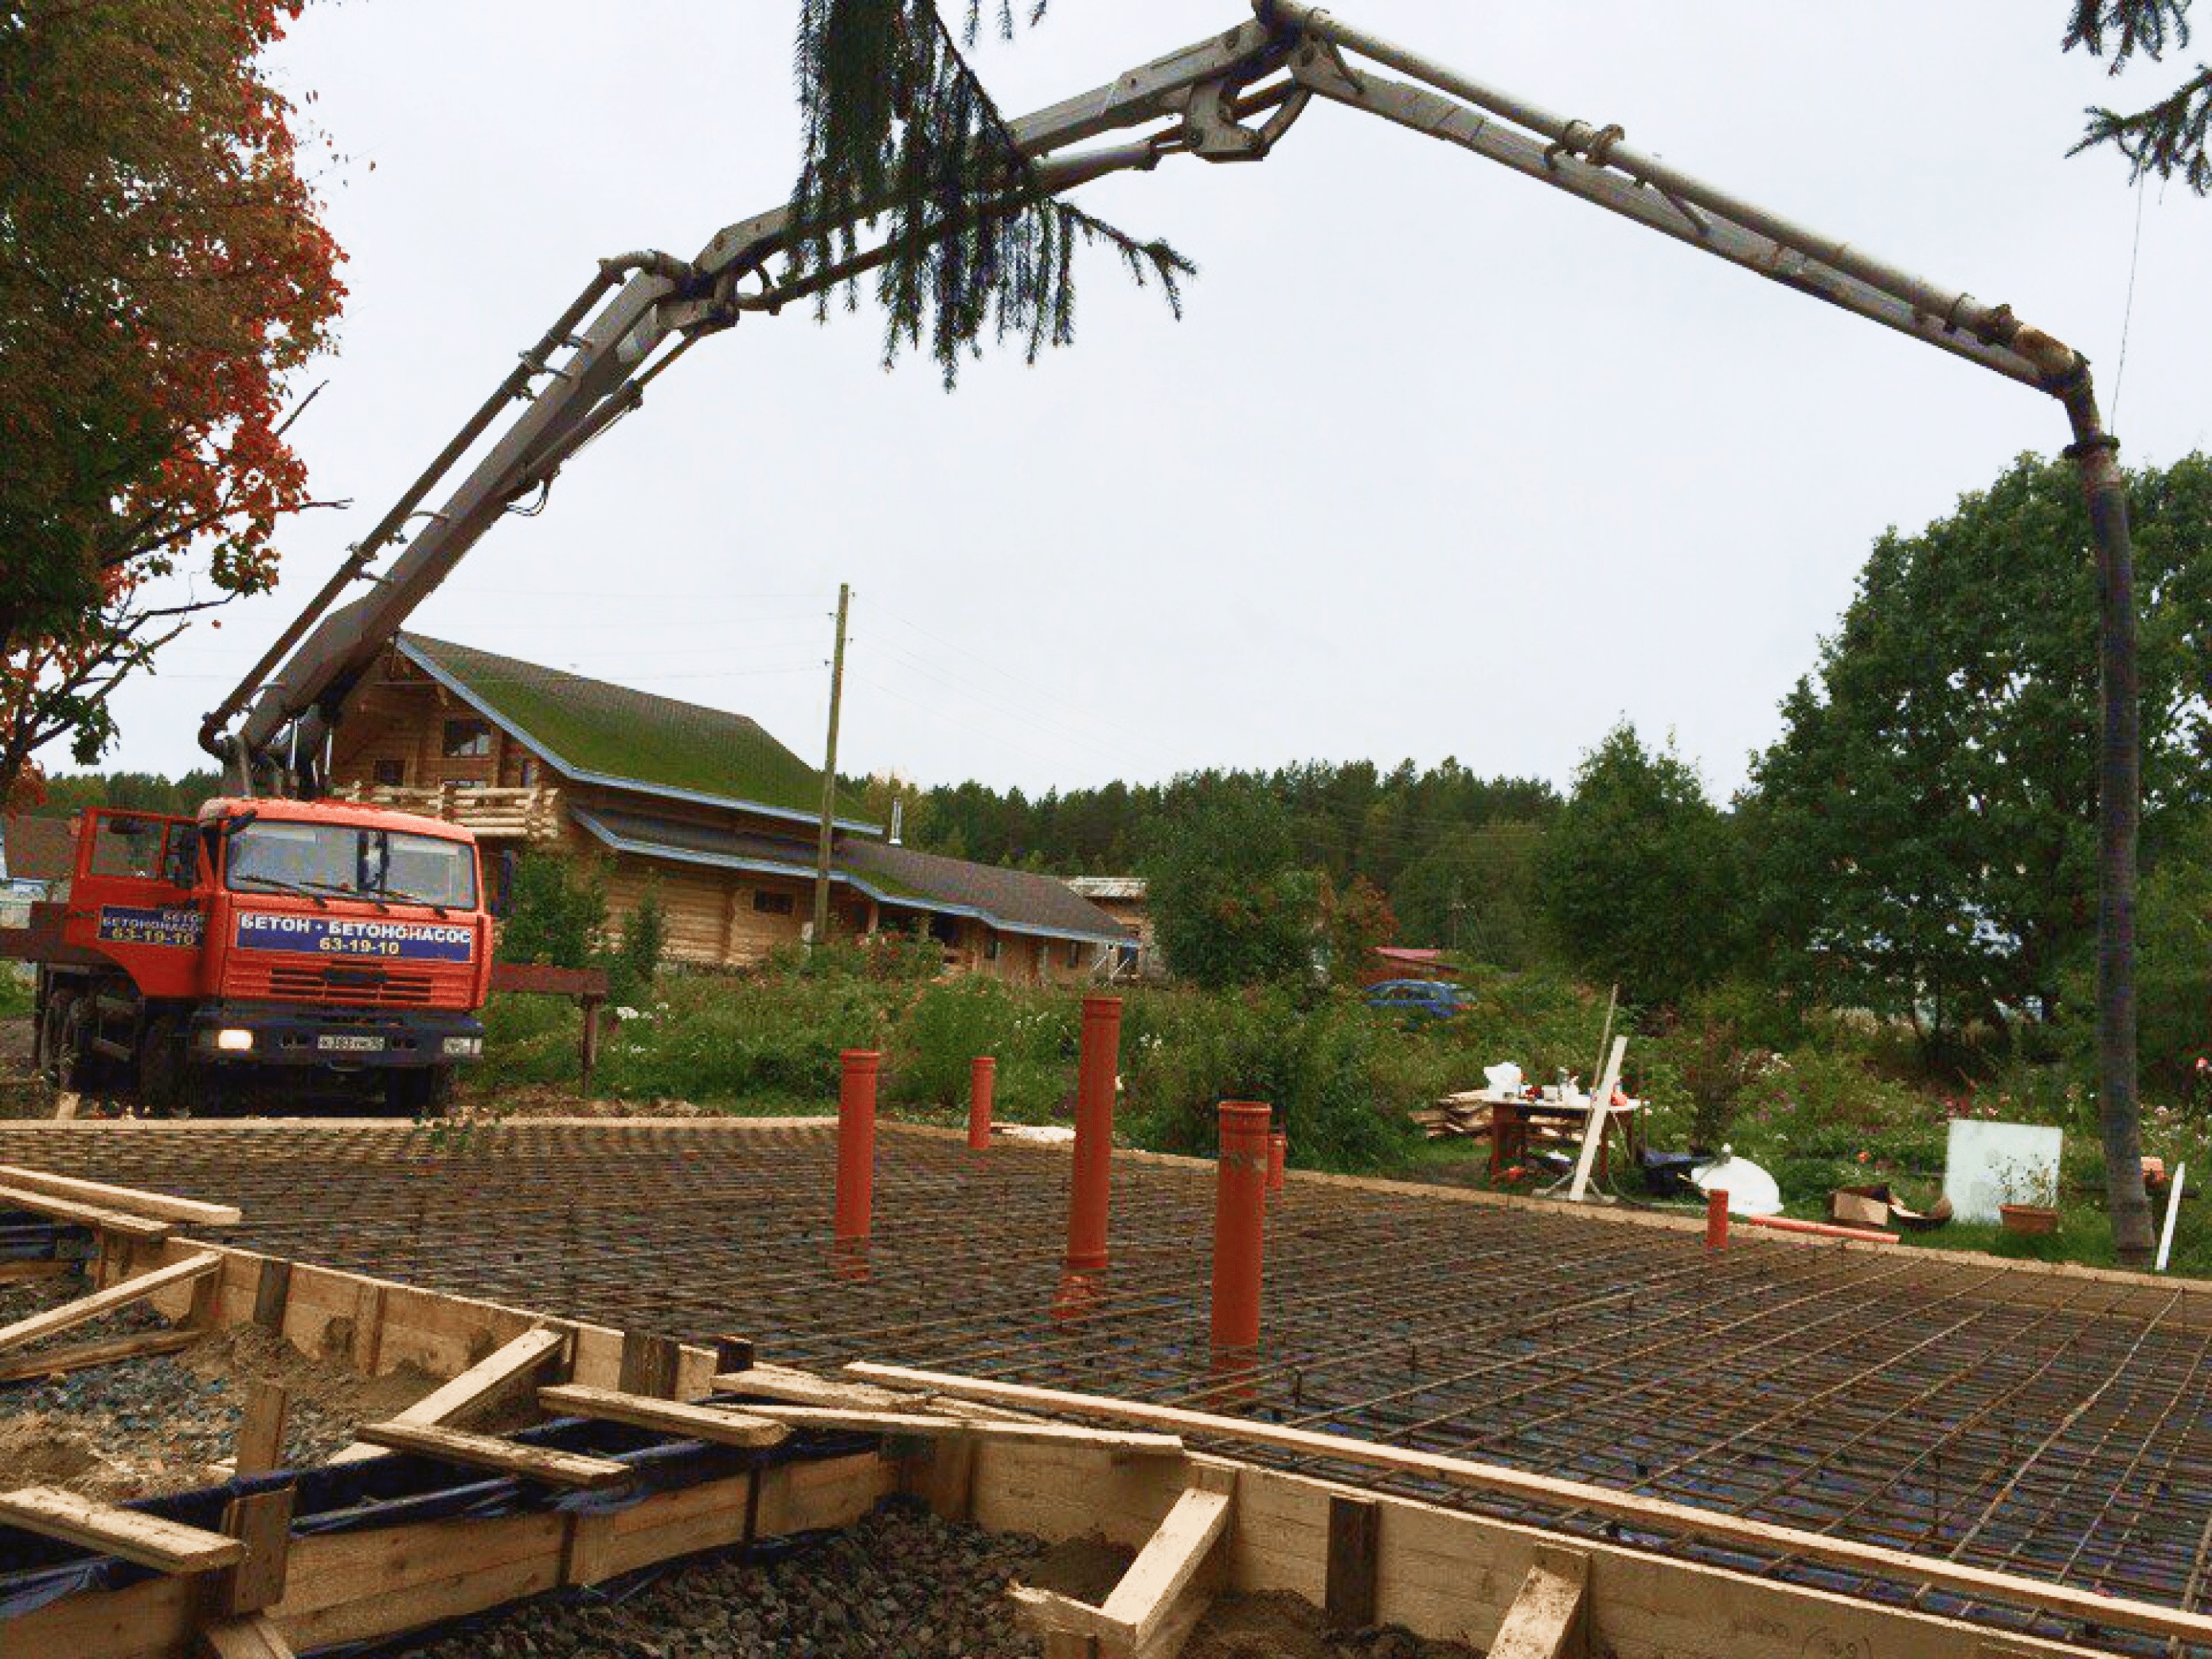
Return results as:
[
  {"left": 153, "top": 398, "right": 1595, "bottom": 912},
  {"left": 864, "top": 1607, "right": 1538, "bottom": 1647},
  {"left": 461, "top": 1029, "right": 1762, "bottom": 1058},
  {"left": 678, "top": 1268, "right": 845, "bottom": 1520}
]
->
[
  {"left": 0, "top": 1275, "right": 427, "bottom": 1497},
  {"left": 401, "top": 1505, "right": 1479, "bottom": 1659},
  {"left": 412, "top": 1503, "right": 1049, "bottom": 1659}
]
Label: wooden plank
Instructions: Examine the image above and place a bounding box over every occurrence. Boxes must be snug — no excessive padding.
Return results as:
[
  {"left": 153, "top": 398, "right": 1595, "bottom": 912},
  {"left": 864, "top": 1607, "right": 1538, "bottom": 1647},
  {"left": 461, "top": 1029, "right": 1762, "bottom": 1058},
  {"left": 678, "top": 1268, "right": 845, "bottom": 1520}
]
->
[
  {"left": 1488, "top": 1550, "right": 1589, "bottom": 1659},
  {"left": 209, "top": 1485, "right": 295, "bottom": 1618},
  {"left": 234, "top": 1383, "right": 289, "bottom": 1477},
  {"left": 1324, "top": 1493, "right": 1380, "bottom": 1630},
  {"left": 352, "top": 1420, "right": 634, "bottom": 1489},
  {"left": 537, "top": 1383, "right": 789, "bottom": 1448},
  {"left": 1100, "top": 1478, "right": 1234, "bottom": 1650},
  {"left": 919, "top": 1432, "right": 976, "bottom": 1523},
  {"left": 0, "top": 1185, "right": 171, "bottom": 1243},
  {"left": 197, "top": 1612, "right": 295, "bottom": 1659},
  {"left": 0, "top": 1257, "right": 77, "bottom": 1282},
  {"left": 251, "top": 1259, "right": 291, "bottom": 1332},
  {"left": 0, "top": 1164, "right": 241, "bottom": 1228},
  {"left": 850, "top": 1363, "right": 2212, "bottom": 1651},
  {"left": 330, "top": 1325, "right": 569, "bottom": 1466},
  {"left": 618, "top": 1330, "right": 681, "bottom": 1399},
  {"left": 0, "top": 1485, "right": 244, "bottom": 1573},
  {"left": 0, "top": 1249, "right": 219, "bottom": 1356},
  {"left": 0, "top": 1325, "right": 197, "bottom": 1384},
  {"left": 716, "top": 1362, "right": 1040, "bottom": 1422},
  {"left": 741, "top": 1402, "right": 1182, "bottom": 1455}
]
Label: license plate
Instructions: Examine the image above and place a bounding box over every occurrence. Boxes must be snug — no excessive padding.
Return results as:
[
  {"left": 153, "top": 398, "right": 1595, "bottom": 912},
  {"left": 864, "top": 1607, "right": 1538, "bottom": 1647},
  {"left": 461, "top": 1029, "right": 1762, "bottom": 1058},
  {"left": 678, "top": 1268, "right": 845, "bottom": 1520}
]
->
[{"left": 318, "top": 1034, "right": 386, "bottom": 1053}]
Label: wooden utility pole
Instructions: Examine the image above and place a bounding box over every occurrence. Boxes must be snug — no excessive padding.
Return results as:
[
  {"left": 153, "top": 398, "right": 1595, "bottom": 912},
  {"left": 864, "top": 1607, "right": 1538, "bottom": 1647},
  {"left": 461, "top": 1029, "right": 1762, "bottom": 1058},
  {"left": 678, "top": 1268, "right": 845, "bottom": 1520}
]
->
[{"left": 811, "top": 583, "right": 850, "bottom": 948}]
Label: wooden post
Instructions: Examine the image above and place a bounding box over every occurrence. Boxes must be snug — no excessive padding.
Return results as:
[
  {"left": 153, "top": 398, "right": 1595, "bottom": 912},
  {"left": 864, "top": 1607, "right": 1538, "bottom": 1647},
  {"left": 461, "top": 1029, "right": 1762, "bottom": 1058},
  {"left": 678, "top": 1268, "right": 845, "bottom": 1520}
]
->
[
  {"left": 1324, "top": 1493, "right": 1381, "bottom": 1630},
  {"left": 811, "top": 582, "right": 850, "bottom": 948},
  {"left": 233, "top": 1383, "right": 289, "bottom": 1477},
  {"left": 578, "top": 994, "right": 603, "bottom": 1098}
]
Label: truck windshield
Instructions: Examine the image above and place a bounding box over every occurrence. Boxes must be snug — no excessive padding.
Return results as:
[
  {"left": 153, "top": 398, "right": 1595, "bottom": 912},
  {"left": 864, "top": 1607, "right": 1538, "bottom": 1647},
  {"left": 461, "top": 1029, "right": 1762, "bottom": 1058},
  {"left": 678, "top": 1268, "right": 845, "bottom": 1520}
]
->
[{"left": 226, "top": 822, "right": 477, "bottom": 909}]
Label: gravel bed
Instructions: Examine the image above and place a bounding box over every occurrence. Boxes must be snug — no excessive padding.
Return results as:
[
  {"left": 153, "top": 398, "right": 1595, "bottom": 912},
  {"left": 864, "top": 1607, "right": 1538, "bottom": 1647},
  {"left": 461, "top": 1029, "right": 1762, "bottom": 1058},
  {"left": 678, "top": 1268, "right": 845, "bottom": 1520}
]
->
[
  {"left": 0, "top": 1271, "right": 428, "bottom": 1497},
  {"left": 401, "top": 1505, "right": 1476, "bottom": 1659}
]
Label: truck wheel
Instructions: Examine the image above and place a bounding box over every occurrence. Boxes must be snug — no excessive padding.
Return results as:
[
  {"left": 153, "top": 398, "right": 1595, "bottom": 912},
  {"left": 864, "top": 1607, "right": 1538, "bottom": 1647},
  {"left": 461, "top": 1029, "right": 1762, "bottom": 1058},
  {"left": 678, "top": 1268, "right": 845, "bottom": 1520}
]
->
[
  {"left": 138, "top": 1016, "right": 189, "bottom": 1118},
  {"left": 385, "top": 1066, "right": 455, "bottom": 1119}
]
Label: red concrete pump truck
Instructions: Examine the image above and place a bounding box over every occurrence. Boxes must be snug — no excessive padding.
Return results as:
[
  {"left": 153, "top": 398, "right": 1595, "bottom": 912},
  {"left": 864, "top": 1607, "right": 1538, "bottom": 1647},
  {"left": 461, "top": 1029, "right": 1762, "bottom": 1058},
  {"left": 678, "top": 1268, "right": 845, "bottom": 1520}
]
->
[{"left": 29, "top": 798, "right": 490, "bottom": 1114}]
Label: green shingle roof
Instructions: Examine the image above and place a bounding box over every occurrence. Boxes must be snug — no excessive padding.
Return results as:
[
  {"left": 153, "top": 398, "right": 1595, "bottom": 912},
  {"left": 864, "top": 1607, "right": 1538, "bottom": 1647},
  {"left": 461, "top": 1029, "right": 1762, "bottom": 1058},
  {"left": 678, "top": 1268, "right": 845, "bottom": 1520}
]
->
[{"left": 397, "top": 634, "right": 875, "bottom": 830}]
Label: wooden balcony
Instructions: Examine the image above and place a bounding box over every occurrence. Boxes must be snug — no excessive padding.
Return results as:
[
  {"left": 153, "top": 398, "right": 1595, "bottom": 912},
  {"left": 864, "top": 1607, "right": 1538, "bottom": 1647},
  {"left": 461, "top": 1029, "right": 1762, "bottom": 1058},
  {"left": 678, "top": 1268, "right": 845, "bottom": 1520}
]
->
[{"left": 333, "top": 783, "right": 564, "bottom": 841}]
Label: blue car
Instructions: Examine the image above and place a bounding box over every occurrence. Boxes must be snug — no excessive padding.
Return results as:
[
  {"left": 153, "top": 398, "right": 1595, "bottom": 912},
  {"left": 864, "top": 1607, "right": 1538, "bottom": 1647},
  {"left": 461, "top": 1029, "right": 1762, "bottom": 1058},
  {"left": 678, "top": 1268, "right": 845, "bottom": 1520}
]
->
[{"left": 1365, "top": 978, "right": 1468, "bottom": 1019}]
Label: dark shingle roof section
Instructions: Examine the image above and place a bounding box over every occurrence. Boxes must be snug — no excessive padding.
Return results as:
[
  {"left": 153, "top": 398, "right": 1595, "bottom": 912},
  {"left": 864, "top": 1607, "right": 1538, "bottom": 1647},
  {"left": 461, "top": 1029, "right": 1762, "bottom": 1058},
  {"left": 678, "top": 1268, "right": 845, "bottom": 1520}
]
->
[
  {"left": 839, "top": 840, "right": 1128, "bottom": 942},
  {"left": 571, "top": 805, "right": 1127, "bottom": 942},
  {"left": 1, "top": 815, "right": 76, "bottom": 884},
  {"left": 397, "top": 634, "right": 874, "bottom": 829}
]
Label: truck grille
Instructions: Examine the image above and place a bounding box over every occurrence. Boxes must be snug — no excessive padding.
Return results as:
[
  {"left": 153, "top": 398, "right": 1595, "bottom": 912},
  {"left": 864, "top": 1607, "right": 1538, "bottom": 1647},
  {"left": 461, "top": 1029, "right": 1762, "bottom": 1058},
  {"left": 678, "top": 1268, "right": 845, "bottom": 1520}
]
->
[{"left": 248, "top": 963, "right": 440, "bottom": 1007}]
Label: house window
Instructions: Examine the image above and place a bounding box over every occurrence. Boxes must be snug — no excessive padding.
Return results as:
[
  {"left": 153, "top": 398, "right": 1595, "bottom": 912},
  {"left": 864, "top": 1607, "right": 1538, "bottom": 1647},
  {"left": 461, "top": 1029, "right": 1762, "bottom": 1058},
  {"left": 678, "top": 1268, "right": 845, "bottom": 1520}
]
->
[
  {"left": 984, "top": 932, "right": 1001, "bottom": 962},
  {"left": 372, "top": 758, "right": 406, "bottom": 787},
  {"left": 518, "top": 757, "right": 541, "bottom": 787},
  {"left": 442, "top": 718, "right": 491, "bottom": 758},
  {"left": 1066, "top": 939, "right": 1084, "bottom": 969},
  {"left": 752, "top": 889, "right": 795, "bottom": 916}
]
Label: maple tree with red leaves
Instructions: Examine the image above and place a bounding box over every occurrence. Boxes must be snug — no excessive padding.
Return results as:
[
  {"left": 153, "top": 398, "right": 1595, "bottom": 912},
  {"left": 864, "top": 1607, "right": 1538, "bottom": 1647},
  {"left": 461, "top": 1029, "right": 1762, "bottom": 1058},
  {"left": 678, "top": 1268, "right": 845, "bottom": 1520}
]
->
[{"left": 0, "top": 0, "right": 346, "bottom": 807}]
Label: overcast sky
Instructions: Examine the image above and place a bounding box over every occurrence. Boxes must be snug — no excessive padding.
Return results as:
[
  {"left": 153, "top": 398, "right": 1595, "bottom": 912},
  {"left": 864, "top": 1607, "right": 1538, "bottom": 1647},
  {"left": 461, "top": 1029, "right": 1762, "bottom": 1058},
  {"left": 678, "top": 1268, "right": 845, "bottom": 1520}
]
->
[{"left": 103, "top": 1, "right": 2212, "bottom": 804}]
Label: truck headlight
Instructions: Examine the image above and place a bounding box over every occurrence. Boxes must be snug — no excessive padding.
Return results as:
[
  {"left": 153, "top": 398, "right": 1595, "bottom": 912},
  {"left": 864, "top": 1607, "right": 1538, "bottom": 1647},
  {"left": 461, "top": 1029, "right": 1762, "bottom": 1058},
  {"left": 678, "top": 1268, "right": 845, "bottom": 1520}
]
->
[
  {"left": 215, "top": 1028, "right": 254, "bottom": 1052},
  {"left": 442, "top": 1036, "right": 483, "bottom": 1058}
]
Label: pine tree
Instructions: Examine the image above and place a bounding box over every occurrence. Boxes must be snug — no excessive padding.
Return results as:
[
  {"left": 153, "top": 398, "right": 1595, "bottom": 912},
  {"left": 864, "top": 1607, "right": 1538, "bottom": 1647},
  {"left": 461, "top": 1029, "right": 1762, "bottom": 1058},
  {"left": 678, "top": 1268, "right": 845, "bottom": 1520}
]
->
[{"left": 790, "top": 0, "right": 1193, "bottom": 387}]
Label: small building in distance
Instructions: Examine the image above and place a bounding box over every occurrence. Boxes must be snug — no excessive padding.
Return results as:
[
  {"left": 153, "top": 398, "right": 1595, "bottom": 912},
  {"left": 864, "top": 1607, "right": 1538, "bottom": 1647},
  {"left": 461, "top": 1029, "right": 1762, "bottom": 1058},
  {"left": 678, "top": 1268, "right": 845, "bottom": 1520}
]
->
[
  {"left": 1, "top": 814, "right": 76, "bottom": 921},
  {"left": 1065, "top": 876, "right": 1152, "bottom": 980},
  {"left": 325, "top": 634, "right": 1127, "bottom": 982}
]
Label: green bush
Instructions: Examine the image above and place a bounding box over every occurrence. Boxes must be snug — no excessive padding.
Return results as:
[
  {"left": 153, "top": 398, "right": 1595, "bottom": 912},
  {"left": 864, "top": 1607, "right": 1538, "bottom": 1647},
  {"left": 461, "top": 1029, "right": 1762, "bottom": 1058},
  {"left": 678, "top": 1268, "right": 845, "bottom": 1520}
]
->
[
  {"left": 497, "top": 853, "right": 605, "bottom": 970},
  {"left": 0, "top": 968, "right": 34, "bottom": 1021},
  {"left": 1123, "top": 987, "right": 1418, "bottom": 1173},
  {"left": 607, "top": 881, "right": 666, "bottom": 1007},
  {"left": 889, "top": 977, "right": 1078, "bottom": 1122}
]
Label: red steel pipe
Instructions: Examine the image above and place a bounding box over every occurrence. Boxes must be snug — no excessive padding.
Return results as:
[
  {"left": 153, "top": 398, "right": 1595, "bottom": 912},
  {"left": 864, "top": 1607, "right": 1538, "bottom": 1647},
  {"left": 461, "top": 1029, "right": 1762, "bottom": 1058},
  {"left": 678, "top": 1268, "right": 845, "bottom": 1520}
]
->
[
  {"left": 1267, "top": 1128, "right": 1287, "bottom": 1194},
  {"left": 1705, "top": 1188, "right": 1729, "bottom": 1251},
  {"left": 1212, "top": 1100, "right": 1272, "bottom": 1353},
  {"left": 1065, "top": 995, "right": 1122, "bottom": 1273},
  {"left": 834, "top": 1049, "right": 880, "bottom": 1247},
  {"left": 1744, "top": 1212, "right": 1898, "bottom": 1245},
  {"left": 967, "top": 1055, "right": 996, "bottom": 1151}
]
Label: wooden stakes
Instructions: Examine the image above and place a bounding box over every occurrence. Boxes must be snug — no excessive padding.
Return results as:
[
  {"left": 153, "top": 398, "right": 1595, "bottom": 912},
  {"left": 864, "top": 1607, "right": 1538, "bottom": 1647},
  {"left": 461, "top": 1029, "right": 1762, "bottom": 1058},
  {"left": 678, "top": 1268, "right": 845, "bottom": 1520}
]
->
[
  {"left": 329, "top": 1325, "right": 568, "bottom": 1464},
  {"left": 233, "top": 1383, "right": 290, "bottom": 1477}
]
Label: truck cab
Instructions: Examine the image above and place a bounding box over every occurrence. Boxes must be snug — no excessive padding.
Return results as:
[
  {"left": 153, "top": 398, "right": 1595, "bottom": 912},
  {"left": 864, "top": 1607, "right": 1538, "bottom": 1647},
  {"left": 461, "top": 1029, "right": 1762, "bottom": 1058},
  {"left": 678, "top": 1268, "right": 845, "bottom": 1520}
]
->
[{"left": 37, "top": 797, "right": 491, "bottom": 1114}]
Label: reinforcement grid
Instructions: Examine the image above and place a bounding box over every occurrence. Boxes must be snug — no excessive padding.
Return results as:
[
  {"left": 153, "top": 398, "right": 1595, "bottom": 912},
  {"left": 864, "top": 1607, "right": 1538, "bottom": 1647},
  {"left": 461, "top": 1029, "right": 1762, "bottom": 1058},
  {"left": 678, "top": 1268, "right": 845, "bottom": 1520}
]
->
[{"left": 5, "top": 1120, "right": 2210, "bottom": 1654}]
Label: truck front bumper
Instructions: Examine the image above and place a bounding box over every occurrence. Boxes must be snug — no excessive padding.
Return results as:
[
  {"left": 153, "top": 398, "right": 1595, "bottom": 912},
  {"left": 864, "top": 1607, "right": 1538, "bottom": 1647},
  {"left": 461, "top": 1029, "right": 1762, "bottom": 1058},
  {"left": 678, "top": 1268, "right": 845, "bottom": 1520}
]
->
[{"left": 190, "top": 1003, "right": 485, "bottom": 1068}]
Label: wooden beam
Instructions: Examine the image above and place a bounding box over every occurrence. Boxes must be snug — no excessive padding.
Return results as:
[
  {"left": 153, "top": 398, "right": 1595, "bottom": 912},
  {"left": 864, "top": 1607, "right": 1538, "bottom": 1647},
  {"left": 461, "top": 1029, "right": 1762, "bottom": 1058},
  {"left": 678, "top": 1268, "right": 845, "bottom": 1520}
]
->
[
  {"left": 537, "top": 1384, "right": 790, "bottom": 1449},
  {"left": 0, "top": 1250, "right": 219, "bottom": 1356},
  {"left": 0, "top": 1258, "right": 77, "bottom": 1283},
  {"left": 329, "top": 1325, "right": 568, "bottom": 1464},
  {"left": 1488, "top": 1549, "right": 1589, "bottom": 1659},
  {"left": 209, "top": 1485, "right": 295, "bottom": 1618},
  {"left": 1323, "top": 1493, "right": 1380, "bottom": 1630},
  {"left": 1099, "top": 1477, "right": 1234, "bottom": 1652},
  {"left": 0, "top": 1325, "right": 197, "bottom": 1384},
  {"left": 848, "top": 1363, "right": 2212, "bottom": 1651},
  {"left": 716, "top": 1362, "right": 1041, "bottom": 1423},
  {"left": 233, "top": 1383, "right": 289, "bottom": 1477},
  {"left": 197, "top": 1613, "right": 295, "bottom": 1659},
  {"left": 351, "top": 1420, "right": 634, "bottom": 1489},
  {"left": 0, "top": 1185, "right": 171, "bottom": 1243},
  {"left": 0, "top": 1485, "right": 244, "bottom": 1573},
  {"left": 741, "top": 1402, "right": 1182, "bottom": 1456},
  {"left": 0, "top": 1165, "right": 240, "bottom": 1228}
]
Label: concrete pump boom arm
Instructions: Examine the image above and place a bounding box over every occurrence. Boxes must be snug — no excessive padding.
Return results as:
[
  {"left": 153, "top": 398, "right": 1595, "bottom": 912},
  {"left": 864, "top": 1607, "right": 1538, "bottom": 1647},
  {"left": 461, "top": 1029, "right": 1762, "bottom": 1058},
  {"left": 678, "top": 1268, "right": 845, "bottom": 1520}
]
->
[{"left": 207, "top": 2, "right": 2095, "bottom": 784}]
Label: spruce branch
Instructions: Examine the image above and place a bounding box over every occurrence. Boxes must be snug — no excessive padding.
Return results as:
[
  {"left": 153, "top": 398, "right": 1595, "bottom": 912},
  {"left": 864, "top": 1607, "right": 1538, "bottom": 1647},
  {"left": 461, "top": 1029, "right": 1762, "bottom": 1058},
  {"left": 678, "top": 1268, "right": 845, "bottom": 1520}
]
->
[
  {"left": 790, "top": 0, "right": 1193, "bottom": 388},
  {"left": 2062, "top": 0, "right": 2212, "bottom": 191}
]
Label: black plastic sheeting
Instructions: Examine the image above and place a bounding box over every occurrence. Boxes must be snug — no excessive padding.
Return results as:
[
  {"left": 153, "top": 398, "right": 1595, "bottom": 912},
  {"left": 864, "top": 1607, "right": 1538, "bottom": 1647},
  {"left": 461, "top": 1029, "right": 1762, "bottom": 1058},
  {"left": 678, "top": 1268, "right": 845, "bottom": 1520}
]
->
[{"left": 0, "top": 1404, "right": 877, "bottom": 1629}]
